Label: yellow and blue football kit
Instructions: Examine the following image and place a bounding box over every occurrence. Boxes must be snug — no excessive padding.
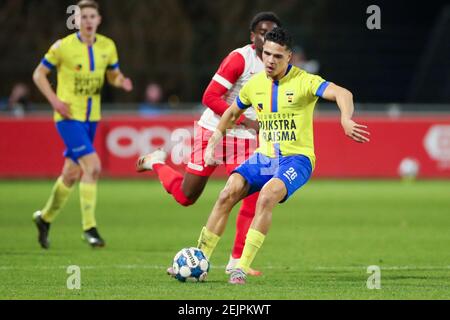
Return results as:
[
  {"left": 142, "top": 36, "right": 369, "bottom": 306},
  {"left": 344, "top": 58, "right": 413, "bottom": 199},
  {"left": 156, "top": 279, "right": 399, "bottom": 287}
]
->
[
  {"left": 38, "top": 32, "right": 120, "bottom": 234},
  {"left": 41, "top": 32, "right": 119, "bottom": 162},
  {"left": 233, "top": 65, "right": 329, "bottom": 202},
  {"left": 197, "top": 65, "right": 330, "bottom": 275}
]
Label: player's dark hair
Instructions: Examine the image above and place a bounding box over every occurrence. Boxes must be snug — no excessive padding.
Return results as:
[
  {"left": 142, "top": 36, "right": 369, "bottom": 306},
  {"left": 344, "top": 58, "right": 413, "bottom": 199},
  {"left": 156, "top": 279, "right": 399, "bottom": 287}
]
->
[
  {"left": 250, "top": 12, "right": 282, "bottom": 32},
  {"left": 264, "top": 27, "right": 293, "bottom": 51},
  {"left": 77, "top": 0, "right": 100, "bottom": 12}
]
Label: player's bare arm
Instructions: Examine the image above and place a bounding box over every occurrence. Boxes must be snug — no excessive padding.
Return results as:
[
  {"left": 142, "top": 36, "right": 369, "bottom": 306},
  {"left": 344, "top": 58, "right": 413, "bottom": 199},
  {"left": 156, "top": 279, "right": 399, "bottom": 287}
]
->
[
  {"left": 240, "top": 117, "right": 259, "bottom": 132},
  {"left": 106, "top": 69, "right": 133, "bottom": 92},
  {"left": 32, "top": 64, "right": 71, "bottom": 119},
  {"left": 204, "top": 103, "right": 245, "bottom": 166},
  {"left": 321, "top": 82, "right": 370, "bottom": 143}
]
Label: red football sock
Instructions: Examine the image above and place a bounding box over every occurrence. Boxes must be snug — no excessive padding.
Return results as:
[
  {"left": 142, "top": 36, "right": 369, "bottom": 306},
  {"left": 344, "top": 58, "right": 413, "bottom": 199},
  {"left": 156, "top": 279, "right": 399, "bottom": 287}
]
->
[
  {"left": 153, "top": 164, "right": 193, "bottom": 206},
  {"left": 231, "top": 192, "right": 259, "bottom": 259}
]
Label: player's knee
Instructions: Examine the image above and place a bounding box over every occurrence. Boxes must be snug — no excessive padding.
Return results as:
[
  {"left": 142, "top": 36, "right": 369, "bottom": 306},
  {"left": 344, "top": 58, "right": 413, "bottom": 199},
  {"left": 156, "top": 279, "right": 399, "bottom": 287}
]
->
[
  {"left": 62, "top": 167, "right": 81, "bottom": 186},
  {"left": 62, "top": 174, "right": 78, "bottom": 187},
  {"left": 84, "top": 164, "right": 102, "bottom": 181},
  {"left": 257, "top": 191, "right": 278, "bottom": 210},
  {"left": 181, "top": 189, "right": 201, "bottom": 204},
  {"left": 217, "top": 186, "right": 241, "bottom": 207},
  {"left": 91, "top": 165, "right": 102, "bottom": 180},
  {"left": 178, "top": 196, "right": 195, "bottom": 207}
]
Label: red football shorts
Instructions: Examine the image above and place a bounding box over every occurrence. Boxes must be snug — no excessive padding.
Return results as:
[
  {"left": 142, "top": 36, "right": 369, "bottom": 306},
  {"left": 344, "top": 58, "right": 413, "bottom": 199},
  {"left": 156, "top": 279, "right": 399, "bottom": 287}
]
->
[{"left": 185, "top": 125, "right": 257, "bottom": 177}]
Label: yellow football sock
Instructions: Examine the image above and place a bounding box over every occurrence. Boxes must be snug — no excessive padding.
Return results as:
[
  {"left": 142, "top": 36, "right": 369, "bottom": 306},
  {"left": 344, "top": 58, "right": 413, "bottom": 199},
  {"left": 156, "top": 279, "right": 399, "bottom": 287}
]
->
[
  {"left": 236, "top": 228, "right": 266, "bottom": 273},
  {"left": 197, "top": 227, "right": 220, "bottom": 260},
  {"left": 41, "top": 176, "right": 73, "bottom": 223},
  {"left": 79, "top": 182, "right": 97, "bottom": 231}
]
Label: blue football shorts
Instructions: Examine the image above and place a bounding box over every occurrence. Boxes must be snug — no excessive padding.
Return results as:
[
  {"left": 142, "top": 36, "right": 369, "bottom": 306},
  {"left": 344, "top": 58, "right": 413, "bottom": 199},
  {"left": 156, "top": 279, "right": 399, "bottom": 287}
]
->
[
  {"left": 232, "top": 152, "right": 312, "bottom": 203},
  {"left": 55, "top": 120, "right": 98, "bottom": 163}
]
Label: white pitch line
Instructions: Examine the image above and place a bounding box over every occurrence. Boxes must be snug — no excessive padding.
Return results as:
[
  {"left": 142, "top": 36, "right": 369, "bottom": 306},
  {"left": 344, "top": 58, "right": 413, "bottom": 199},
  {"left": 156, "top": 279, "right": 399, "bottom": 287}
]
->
[{"left": 0, "top": 265, "right": 449, "bottom": 271}]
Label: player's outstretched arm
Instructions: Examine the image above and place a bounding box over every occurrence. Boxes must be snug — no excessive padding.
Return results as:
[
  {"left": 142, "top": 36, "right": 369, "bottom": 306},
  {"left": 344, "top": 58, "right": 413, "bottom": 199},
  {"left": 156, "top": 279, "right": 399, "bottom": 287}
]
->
[
  {"left": 106, "top": 69, "right": 133, "bottom": 92},
  {"left": 32, "top": 64, "right": 71, "bottom": 119},
  {"left": 321, "top": 82, "right": 370, "bottom": 143},
  {"left": 204, "top": 102, "right": 245, "bottom": 166}
]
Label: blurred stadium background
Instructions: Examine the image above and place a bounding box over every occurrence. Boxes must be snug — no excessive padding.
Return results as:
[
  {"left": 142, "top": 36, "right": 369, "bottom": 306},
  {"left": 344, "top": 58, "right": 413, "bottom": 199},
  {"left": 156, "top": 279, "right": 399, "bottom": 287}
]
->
[
  {"left": 0, "top": 0, "right": 449, "bottom": 300},
  {"left": 1, "top": 0, "right": 449, "bottom": 179},
  {"left": 1, "top": 0, "right": 450, "bottom": 104}
]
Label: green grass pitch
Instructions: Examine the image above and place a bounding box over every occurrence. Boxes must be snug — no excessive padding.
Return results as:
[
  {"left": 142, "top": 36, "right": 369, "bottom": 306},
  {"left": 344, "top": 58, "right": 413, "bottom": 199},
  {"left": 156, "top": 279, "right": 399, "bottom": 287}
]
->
[{"left": 0, "top": 179, "right": 449, "bottom": 299}]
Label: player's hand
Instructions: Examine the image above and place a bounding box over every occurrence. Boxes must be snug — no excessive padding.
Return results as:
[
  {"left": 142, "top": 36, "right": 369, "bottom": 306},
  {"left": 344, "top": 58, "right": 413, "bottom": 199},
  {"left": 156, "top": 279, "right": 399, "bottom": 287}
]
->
[
  {"left": 341, "top": 119, "right": 370, "bottom": 143},
  {"left": 51, "top": 98, "right": 71, "bottom": 119},
  {"left": 204, "top": 144, "right": 218, "bottom": 167},
  {"left": 122, "top": 78, "right": 133, "bottom": 92},
  {"left": 241, "top": 118, "right": 260, "bottom": 133}
]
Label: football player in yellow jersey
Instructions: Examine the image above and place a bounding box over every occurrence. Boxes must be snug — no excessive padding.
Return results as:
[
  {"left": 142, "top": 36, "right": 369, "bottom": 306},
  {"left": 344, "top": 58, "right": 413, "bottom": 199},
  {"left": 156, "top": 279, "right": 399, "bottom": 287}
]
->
[
  {"left": 192, "top": 27, "right": 370, "bottom": 284},
  {"left": 32, "top": 0, "right": 133, "bottom": 249}
]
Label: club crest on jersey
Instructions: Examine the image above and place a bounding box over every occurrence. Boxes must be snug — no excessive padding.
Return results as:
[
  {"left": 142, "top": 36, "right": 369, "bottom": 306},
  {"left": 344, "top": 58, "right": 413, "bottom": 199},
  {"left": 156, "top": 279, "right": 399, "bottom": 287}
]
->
[
  {"left": 257, "top": 103, "right": 264, "bottom": 112},
  {"left": 75, "top": 64, "right": 83, "bottom": 71},
  {"left": 286, "top": 91, "right": 294, "bottom": 103}
]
